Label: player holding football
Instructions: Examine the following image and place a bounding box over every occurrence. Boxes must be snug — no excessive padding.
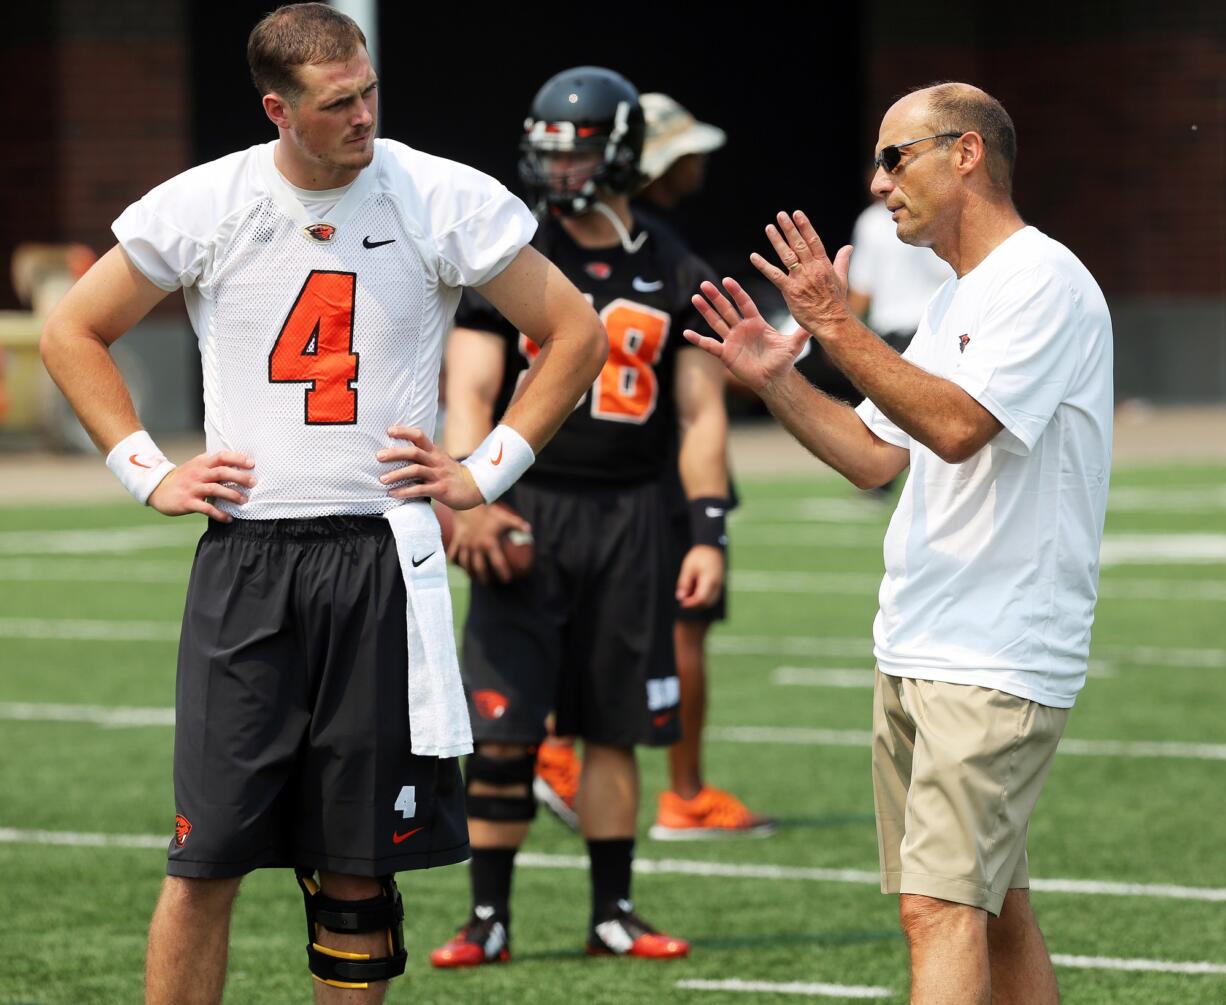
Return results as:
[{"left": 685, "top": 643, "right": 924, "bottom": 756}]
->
[
  {"left": 39, "top": 5, "right": 605, "bottom": 1003},
  {"left": 430, "top": 66, "right": 729, "bottom": 966}
]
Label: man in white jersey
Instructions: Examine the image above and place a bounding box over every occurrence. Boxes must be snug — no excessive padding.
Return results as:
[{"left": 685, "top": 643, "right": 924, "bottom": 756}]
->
[
  {"left": 40, "top": 5, "right": 605, "bottom": 1003},
  {"left": 685, "top": 83, "right": 1112, "bottom": 1005}
]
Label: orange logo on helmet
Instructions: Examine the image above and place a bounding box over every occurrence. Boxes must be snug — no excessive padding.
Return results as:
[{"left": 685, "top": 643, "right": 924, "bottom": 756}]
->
[
  {"left": 304, "top": 223, "right": 337, "bottom": 242},
  {"left": 174, "top": 814, "right": 192, "bottom": 847},
  {"left": 473, "top": 689, "right": 509, "bottom": 719}
]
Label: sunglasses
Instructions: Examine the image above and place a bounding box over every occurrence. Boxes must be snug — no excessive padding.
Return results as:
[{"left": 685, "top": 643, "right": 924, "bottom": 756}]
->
[{"left": 874, "top": 132, "right": 964, "bottom": 173}]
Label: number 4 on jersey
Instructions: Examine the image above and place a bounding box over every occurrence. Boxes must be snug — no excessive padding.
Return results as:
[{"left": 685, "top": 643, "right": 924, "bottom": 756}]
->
[{"left": 269, "top": 270, "right": 360, "bottom": 424}]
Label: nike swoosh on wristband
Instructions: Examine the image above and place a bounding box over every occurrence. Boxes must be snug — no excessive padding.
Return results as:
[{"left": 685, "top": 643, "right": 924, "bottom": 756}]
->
[
  {"left": 129, "top": 454, "right": 153, "bottom": 469},
  {"left": 392, "top": 826, "right": 424, "bottom": 844},
  {"left": 632, "top": 277, "right": 664, "bottom": 292},
  {"left": 363, "top": 236, "right": 396, "bottom": 249},
  {"left": 491, "top": 443, "right": 504, "bottom": 466}
]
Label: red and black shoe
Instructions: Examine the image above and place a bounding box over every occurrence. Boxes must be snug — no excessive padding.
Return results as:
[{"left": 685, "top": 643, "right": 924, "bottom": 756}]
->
[
  {"left": 429, "top": 906, "right": 511, "bottom": 968},
  {"left": 586, "top": 900, "right": 689, "bottom": 960}
]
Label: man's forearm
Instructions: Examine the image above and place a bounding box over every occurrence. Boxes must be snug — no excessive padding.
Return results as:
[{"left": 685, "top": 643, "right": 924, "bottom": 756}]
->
[
  {"left": 41, "top": 326, "right": 142, "bottom": 452},
  {"left": 759, "top": 367, "right": 897, "bottom": 490},
  {"left": 678, "top": 409, "right": 729, "bottom": 499},
  {"left": 502, "top": 320, "right": 605, "bottom": 451},
  {"left": 816, "top": 317, "right": 984, "bottom": 462}
]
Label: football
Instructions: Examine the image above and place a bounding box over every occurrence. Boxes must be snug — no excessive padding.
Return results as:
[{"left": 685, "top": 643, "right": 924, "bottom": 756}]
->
[{"left": 433, "top": 500, "right": 534, "bottom": 579}]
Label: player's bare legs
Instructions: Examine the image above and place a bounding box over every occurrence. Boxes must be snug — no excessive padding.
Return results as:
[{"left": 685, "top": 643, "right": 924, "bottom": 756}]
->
[
  {"left": 986, "top": 889, "right": 1059, "bottom": 1005},
  {"left": 668, "top": 621, "right": 710, "bottom": 798},
  {"left": 145, "top": 875, "right": 240, "bottom": 1005},
  {"left": 900, "top": 895, "right": 990, "bottom": 1005},
  {"left": 576, "top": 742, "right": 638, "bottom": 837},
  {"left": 311, "top": 872, "right": 392, "bottom": 1005}
]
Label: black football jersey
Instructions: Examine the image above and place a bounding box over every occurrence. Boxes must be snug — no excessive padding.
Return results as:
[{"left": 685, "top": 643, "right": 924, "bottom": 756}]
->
[{"left": 455, "top": 212, "right": 716, "bottom": 484}]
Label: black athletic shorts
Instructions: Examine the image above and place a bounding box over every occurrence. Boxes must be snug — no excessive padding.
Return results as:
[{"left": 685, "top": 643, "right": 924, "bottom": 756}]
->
[
  {"left": 169, "top": 515, "right": 468, "bottom": 879},
  {"left": 462, "top": 477, "right": 680, "bottom": 747}
]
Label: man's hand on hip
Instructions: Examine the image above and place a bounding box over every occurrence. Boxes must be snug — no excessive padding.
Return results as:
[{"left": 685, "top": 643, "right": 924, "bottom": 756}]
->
[
  {"left": 147, "top": 451, "right": 256, "bottom": 523},
  {"left": 379, "top": 426, "right": 485, "bottom": 510}
]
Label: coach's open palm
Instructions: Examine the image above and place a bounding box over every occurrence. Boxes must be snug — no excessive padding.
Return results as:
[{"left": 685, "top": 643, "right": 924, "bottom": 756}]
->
[
  {"left": 755, "top": 210, "right": 855, "bottom": 339},
  {"left": 684, "top": 278, "right": 810, "bottom": 392}
]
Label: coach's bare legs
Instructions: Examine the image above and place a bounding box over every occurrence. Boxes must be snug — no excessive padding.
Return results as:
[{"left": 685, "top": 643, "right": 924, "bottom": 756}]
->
[
  {"left": 577, "top": 743, "right": 638, "bottom": 837},
  {"left": 311, "top": 872, "right": 392, "bottom": 1005},
  {"left": 668, "top": 621, "right": 709, "bottom": 799},
  {"left": 900, "top": 894, "right": 990, "bottom": 1005},
  {"left": 986, "top": 889, "right": 1059, "bottom": 1005},
  {"left": 146, "top": 875, "right": 240, "bottom": 1005}
]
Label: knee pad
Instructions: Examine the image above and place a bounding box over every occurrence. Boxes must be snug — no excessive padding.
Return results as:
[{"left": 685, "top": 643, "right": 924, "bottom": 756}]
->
[
  {"left": 296, "top": 871, "right": 407, "bottom": 989},
  {"left": 465, "top": 749, "right": 538, "bottom": 822}
]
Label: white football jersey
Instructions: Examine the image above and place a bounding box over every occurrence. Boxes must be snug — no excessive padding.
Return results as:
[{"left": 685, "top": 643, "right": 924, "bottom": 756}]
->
[{"left": 113, "top": 139, "right": 536, "bottom": 518}]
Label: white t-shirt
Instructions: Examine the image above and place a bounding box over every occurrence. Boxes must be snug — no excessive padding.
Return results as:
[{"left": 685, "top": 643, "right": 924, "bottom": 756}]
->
[
  {"left": 113, "top": 138, "right": 536, "bottom": 518},
  {"left": 855, "top": 226, "right": 1113, "bottom": 707},
  {"left": 847, "top": 201, "right": 953, "bottom": 335}
]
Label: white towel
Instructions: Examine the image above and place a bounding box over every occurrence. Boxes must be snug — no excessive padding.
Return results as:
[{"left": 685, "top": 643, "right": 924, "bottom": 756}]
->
[{"left": 385, "top": 502, "right": 473, "bottom": 758}]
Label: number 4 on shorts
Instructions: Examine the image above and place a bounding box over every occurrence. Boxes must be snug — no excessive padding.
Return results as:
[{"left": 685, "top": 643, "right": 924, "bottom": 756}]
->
[{"left": 395, "top": 785, "right": 417, "bottom": 820}]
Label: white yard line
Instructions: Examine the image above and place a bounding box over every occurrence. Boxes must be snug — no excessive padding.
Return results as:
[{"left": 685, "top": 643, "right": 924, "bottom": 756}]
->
[
  {"left": 731, "top": 570, "right": 1226, "bottom": 602},
  {"left": 0, "top": 618, "right": 180, "bottom": 642},
  {"left": 710, "top": 634, "right": 1226, "bottom": 670},
  {"left": 0, "top": 526, "right": 200, "bottom": 555},
  {"left": 0, "top": 558, "right": 186, "bottom": 583},
  {"left": 1100, "top": 534, "right": 1226, "bottom": 565},
  {"left": 1105, "top": 486, "right": 1226, "bottom": 512},
  {"left": 771, "top": 663, "right": 1117, "bottom": 687},
  {"left": 1050, "top": 954, "right": 1226, "bottom": 976},
  {"left": 707, "top": 726, "right": 1226, "bottom": 762},
  {"left": 2, "top": 830, "right": 1225, "bottom": 906},
  {"left": 0, "top": 703, "right": 175, "bottom": 726},
  {"left": 676, "top": 978, "right": 892, "bottom": 999}
]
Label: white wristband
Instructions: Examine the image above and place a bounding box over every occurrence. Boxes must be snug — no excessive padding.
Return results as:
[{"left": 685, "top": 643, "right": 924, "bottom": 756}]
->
[
  {"left": 105, "top": 430, "right": 177, "bottom": 505},
  {"left": 461, "top": 424, "right": 535, "bottom": 503}
]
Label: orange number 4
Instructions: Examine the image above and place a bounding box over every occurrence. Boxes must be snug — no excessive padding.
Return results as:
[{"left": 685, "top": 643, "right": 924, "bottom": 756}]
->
[{"left": 269, "top": 270, "right": 359, "bottom": 424}]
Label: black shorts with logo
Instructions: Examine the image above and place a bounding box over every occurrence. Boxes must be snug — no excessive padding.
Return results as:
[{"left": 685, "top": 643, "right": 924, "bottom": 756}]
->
[
  {"left": 462, "top": 477, "right": 680, "bottom": 747},
  {"left": 169, "top": 515, "right": 468, "bottom": 879}
]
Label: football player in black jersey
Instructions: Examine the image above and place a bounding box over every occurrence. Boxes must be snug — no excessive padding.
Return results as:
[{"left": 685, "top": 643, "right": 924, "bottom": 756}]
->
[{"left": 430, "top": 67, "right": 729, "bottom": 966}]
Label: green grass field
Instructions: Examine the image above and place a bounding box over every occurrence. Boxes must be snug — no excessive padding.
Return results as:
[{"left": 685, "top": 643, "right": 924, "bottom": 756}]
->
[{"left": 2, "top": 461, "right": 1225, "bottom": 1004}]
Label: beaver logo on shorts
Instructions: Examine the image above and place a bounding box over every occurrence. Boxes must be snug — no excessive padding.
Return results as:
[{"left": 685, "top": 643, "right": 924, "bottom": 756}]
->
[
  {"left": 473, "top": 689, "right": 509, "bottom": 719},
  {"left": 174, "top": 814, "right": 192, "bottom": 847}
]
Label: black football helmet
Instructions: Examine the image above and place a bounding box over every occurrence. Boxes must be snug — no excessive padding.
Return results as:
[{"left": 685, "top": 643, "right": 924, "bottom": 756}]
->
[{"left": 519, "top": 66, "right": 646, "bottom": 216}]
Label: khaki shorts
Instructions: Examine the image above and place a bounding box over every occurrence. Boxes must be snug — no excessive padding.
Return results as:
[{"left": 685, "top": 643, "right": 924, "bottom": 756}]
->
[{"left": 872, "top": 669, "right": 1069, "bottom": 915}]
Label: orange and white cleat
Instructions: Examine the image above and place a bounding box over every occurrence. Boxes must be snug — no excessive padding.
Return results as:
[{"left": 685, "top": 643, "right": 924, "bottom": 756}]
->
[
  {"left": 533, "top": 741, "right": 581, "bottom": 830},
  {"left": 649, "top": 785, "right": 777, "bottom": 841},
  {"left": 587, "top": 900, "right": 689, "bottom": 959},
  {"left": 429, "top": 907, "right": 510, "bottom": 968}
]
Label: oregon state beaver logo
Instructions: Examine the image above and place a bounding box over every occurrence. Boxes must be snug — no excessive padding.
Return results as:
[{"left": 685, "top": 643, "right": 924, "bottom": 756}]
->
[
  {"left": 304, "top": 222, "right": 337, "bottom": 242},
  {"left": 959, "top": 334, "right": 971, "bottom": 353},
  {"left": 174, "top": 814, "right": 192, "bottom": 847},
  {"left": 473, "top": 689, "right": 509, "bottom": 720}
]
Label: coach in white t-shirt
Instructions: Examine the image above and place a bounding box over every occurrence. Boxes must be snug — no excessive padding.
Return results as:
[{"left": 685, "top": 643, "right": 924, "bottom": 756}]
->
[{"left": 685, "top": 83, "right": 1111, "bottom": 1005}]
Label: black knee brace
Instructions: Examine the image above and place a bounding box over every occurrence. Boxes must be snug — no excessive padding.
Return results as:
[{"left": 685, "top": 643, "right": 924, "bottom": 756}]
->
[
  {"left": 296, "top": 871, "right": 407, "bottom": 988},
  {"left": 465, "top": 749, "right": 538, "bottom": 822}
]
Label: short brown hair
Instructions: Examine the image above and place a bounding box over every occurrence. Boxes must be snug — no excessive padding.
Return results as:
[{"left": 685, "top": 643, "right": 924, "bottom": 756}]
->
[
  {"left": 922, "top": 83, "right": 1018, "bottom": 194},
  {"left": 247, "top": 3, "right": 367, "bottom": 104}
]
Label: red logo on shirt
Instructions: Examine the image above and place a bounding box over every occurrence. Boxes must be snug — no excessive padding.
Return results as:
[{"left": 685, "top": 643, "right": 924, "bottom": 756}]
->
[
  {"left": 584, "top": 262, "right": 612, "bottom": 281},
  {"left": 174, "top": 814, "right": 192, "bottom": 847},
  {"left": 959, "top": 334, "right": 970, "bottom": 353},
  {"left": 304, "top": 223, "right": 337, "bottom": 242}
]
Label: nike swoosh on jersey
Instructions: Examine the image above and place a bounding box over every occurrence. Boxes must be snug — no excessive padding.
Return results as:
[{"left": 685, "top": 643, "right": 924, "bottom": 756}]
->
[
  {"left": 412, "top": 552, "right": 435, "bottom": 567},
  {"left": 392, "top": 826, "right": 425, "bottom": 844},
  {"left": 363, "top": 236, "right": 396, "bottom": 249},
  {"left": 632, "top": 277, "right": 664, "bottom": 292}
]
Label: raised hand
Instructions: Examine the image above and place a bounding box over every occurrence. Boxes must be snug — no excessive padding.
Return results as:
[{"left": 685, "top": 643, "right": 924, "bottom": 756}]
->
[
  {"left": 378, "top": 426, "right": 485, "bottom": 510},
  {"left": 147, "top": 450, "right": 256, "bottom": 523},
  {"left": 753, "top": 210, "right": 854, "bottom": 339},
  {"left": 683, "top": 278, "right": 810, "bottom": 392}
]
